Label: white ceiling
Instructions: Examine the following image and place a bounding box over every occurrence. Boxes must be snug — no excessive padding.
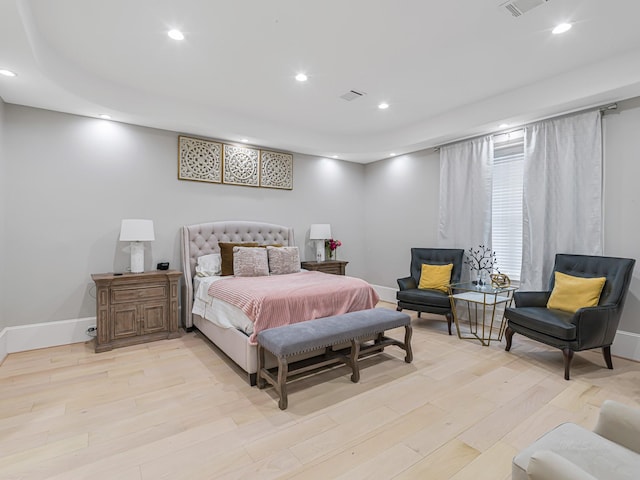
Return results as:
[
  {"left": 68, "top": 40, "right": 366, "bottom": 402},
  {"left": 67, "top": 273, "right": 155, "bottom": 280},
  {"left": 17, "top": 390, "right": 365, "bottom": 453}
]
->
[{"left": 2, "top": 0, "right": 640, "bottom": 163}]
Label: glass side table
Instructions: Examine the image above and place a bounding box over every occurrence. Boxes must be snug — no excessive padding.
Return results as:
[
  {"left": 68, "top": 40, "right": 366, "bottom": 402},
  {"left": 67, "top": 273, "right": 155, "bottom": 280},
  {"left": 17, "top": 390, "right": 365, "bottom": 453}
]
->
[{"left": 448, "top": 282, "right": 518, "bottom": 346}]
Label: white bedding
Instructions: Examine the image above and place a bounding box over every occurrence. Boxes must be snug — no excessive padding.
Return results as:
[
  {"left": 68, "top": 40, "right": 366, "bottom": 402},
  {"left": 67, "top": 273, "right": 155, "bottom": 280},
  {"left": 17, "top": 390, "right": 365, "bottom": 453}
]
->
[{"left": 192, "top": 276, "right": 254, "bottom": 334}]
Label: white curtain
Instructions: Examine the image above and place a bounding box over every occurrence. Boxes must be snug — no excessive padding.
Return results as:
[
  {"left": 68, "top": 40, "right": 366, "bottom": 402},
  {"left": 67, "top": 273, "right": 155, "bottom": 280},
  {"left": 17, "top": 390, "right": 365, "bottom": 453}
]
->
[
  {"left": 520, "top": 110, "right": 603, "bottom": 290},
  {"left": 438, "top": 136, "right": 493, "bottom": 254}
]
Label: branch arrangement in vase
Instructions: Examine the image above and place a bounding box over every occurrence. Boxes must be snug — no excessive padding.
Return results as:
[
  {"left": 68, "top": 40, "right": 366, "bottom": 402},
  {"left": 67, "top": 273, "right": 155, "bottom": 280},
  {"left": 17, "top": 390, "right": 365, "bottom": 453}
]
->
[{"left": 464, "top": 245, "right": 497, "bottom": 284}]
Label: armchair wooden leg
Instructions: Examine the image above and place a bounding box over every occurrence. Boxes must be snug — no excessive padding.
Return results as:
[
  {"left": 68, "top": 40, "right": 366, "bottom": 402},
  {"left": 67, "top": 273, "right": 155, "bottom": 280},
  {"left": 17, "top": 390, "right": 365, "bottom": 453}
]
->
[
  {"left": 562, "top": 348, "right": 574, "bottom": 381},
  {"left": 417, "top": 311, "right": 421, "bottom": 318},
  {"left": 505, "top": 326, "right": 515, "bottom": 351},
  {"left": 445, "top": 313, "right": 452, "bottom": 336},
  {"left": 396, "top": 306, "right": 402, "bottom": 312},
  {"left": 602, "top": 346, "right": 614, "bottom": 370}
]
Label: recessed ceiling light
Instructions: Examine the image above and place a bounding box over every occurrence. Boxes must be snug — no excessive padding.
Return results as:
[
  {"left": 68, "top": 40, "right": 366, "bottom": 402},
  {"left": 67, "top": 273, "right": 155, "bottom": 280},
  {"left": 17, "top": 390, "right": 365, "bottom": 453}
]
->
[
  {"left": 390, "top": 153, "right": 396, "bottom": 157},
  {"left": 332, "top": 155, "right": 338, "bottom": 159},
  {"left": 241, "top": 138, "right": 248, "bottom": 143},
  {"left": 295, "top": 73, "right": 308, "bottom": 82},
  {"left": 499, "top": 123, "right": 509, "bottom": 129},
  {"left": 99, "top": 114, "right": 111, "bottom": 120},
  {"left": 168, "top": 29, "right": 185, "bottom": 40},
  {"left": 552, "top": 23, "right": 572, "bottom": 34},
  {"left": 378, "top": 103, "right": 389, "bottom": 110},
  {"left": 0, "top": 69, "right": 17, "bottom": 77}
]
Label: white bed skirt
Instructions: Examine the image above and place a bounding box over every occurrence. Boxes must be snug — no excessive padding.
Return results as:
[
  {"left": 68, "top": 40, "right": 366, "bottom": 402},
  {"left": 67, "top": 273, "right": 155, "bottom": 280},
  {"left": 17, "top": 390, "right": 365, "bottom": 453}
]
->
[{"left": 193, "top": 314, "right": 260, "bottom": 374}]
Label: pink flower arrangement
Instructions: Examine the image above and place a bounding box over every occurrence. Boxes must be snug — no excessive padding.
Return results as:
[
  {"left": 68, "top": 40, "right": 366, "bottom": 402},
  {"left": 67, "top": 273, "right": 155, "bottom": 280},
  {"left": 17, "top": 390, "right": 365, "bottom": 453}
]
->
[{"left": 325, "top": 238, "right": 342, "bottom": 251}]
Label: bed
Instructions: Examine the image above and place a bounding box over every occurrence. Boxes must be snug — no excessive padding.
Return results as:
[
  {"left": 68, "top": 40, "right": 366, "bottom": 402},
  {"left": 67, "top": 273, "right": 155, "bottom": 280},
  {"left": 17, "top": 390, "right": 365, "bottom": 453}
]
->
[{"left": 181, "top": 220, "right": 379, "bottom": 385}]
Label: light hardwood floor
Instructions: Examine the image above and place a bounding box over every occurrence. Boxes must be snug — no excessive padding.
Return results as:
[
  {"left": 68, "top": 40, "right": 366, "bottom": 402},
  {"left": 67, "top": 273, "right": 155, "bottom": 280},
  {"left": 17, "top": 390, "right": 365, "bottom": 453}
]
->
[{"left": 2, "top": 303, "right": 639, "bottom": 479}]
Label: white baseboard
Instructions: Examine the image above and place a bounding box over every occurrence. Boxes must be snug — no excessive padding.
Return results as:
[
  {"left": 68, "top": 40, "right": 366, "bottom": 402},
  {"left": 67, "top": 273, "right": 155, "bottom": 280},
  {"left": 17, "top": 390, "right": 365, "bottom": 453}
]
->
[
  {"left": 0, "top": 328, "right": 7, "bottom": 365},
  {"left": 0, "top": 317, "right": 95, "bottom": 365},
  {"left": 372, "top": 284, "right": 640, "bottom": 363},
  {"left": 372, "top": 284, "right": 398, "bottom": 304},
  {"left": 612, "top": 330, "right": 640, "bottom": 362},
  {"left": 1, "top": 308, "right": 639, "bottom": 366}
]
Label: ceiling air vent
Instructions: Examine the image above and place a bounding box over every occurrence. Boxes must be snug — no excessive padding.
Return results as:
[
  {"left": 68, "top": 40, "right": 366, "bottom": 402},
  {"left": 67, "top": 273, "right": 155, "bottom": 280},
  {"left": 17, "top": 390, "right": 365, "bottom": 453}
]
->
[
  {"left": 499, "top": 0, "right": 549, "bottom": 17},
  {"left": 340, "top": 90, "right": 366, "bottom": 101}
]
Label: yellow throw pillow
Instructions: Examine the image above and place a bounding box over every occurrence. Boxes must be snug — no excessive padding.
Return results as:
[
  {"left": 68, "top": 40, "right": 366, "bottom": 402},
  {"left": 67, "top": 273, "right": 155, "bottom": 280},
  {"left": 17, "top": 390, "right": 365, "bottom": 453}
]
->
[
  {"left": 418, "top": 263, "right": 453, "bottom": 293},
  {"left": 547, "top": 271, "right": 606, "bottom": 313}
]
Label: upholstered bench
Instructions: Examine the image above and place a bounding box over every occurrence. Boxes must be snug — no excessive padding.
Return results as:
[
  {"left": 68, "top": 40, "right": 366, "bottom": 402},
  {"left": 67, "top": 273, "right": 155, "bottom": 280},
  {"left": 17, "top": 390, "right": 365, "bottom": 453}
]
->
[{"left": 256, "top": 308, "right": 413, "bottom": 409}]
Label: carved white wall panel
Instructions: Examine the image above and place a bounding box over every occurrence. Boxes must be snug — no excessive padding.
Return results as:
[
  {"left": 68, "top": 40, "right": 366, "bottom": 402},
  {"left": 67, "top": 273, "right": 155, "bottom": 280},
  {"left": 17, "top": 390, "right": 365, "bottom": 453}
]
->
[
  {"left": 178, "top": 136, "right": 222, "bottom": 183},
  {"left": 223, "top": 145, "right": 260, "bottom": 187},
  {"left": 260, "top": 150, "right": 293, "bottom": 190}
]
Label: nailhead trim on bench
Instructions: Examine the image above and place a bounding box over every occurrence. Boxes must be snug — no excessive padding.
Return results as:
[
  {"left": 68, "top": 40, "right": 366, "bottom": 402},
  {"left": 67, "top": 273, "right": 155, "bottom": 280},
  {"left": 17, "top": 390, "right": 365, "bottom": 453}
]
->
[{"left": 256, "top": 308, "right": 413, "bottom": 409}]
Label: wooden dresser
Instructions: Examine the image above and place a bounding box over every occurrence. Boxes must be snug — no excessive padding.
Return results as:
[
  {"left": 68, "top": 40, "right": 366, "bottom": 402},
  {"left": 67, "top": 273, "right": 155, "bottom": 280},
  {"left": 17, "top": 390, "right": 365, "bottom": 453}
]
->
[
  {"left": 91, "top": 270, "right": 181, "bottom": 352},
  {"left": 301, "top": 260, "right": 348, "bottom": 276}
]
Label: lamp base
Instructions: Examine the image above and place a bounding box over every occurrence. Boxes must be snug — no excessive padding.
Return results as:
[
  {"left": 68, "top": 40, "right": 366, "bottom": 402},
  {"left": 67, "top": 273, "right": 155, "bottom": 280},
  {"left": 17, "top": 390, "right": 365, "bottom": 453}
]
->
[
  {"left": 315, "top": 240, "right": 325, "bottom": 262},
  {"left": 130, "top": 241, "right": 145, "bottom": 273}
]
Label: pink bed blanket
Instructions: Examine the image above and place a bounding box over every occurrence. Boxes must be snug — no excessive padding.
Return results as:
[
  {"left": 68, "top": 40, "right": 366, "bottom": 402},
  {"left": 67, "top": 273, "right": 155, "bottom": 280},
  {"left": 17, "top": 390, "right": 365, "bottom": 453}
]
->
[{"left": 207, "top": 271, "right": 380, "bottom": 344}]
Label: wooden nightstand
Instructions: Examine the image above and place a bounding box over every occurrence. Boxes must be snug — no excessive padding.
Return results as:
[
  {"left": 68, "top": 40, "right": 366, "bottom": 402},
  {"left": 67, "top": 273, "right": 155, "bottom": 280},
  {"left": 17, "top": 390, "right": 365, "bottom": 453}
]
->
[
  {"left": 91, "top": 270, "right": 181, "bottom": 353},
  {"left": 301, "top": 260, "right": 349, "bottom": 275}
]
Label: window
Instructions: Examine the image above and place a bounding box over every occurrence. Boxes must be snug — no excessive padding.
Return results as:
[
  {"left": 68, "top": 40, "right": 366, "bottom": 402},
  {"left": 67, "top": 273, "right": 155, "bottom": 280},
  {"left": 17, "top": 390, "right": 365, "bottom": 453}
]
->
[{"left": 492, "top": 130, "right": 524, "bottom": 280}]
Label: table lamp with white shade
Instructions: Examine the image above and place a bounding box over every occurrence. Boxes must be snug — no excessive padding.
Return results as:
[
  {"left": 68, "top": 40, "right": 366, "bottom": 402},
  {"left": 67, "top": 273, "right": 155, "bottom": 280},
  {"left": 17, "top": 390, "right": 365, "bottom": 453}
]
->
[
  {"left": 309, "top": 223, "right": 331, "bottom": 262},
  {"left": 120, "top": 219, "right": 155, "bottom": 273}
]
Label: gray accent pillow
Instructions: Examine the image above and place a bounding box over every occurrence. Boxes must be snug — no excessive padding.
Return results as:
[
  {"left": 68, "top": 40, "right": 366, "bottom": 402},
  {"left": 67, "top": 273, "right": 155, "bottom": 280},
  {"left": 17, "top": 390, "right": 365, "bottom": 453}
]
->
[
  {"left": 267, "top": 246, "right": 300, "bottom": 275},
  {"left": 233, "top": 246, "right": 269, "bottom": 277}
]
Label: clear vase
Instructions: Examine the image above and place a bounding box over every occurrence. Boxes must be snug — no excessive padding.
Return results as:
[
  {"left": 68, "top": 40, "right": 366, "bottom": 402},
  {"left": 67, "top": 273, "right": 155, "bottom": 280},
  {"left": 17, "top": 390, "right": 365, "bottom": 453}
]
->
[{"left": 477, "top": 270, "right": 489, "bottom": 287}]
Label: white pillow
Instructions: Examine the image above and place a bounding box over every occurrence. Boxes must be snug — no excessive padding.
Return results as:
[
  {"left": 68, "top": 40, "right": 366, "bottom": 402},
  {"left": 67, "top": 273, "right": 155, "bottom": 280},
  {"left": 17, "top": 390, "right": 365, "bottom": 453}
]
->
[
  {"left": 233, "top": 246, "right": 269, "bottom": 277},
  {"left": 195, "top": 253, "right": 222, "bottom": 277},
  {"left": 267, "top": 246, "right": 301, "bottom": 275}
]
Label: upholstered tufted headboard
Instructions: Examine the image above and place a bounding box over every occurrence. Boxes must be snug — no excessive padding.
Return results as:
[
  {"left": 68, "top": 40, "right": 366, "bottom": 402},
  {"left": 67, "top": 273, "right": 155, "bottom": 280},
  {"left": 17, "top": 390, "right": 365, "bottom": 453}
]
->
[{"left": 180, "top": 220, "right": 295, "bottom": 328}]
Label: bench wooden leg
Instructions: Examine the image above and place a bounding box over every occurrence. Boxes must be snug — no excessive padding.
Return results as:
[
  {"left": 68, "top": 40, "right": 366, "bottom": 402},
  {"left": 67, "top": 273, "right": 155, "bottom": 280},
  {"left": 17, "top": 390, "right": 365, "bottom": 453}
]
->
[
  {"left": 257, "top": 344, "right": 266, "bottom": 389},
  {"left": 277, "top": 356, "right": 289, "bottom": 410},
  {"left": 349, "top": 339, "right": 361, "bottom": 383},
  {"left": 404, "top": 325, "right": 413, "bottom": 363}
]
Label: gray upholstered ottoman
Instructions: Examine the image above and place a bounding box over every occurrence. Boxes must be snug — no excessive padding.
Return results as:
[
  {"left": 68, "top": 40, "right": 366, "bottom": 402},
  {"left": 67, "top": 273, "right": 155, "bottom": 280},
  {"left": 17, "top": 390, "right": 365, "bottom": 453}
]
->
[{"left": 257, "top": 308, "right": 412, "bottom": 409}]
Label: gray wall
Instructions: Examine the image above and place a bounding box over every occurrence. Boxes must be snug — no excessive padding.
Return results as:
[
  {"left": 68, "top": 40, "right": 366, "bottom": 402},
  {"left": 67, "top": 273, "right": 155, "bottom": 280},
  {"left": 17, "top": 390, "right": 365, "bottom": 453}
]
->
[
  {"left": 363, "top": 149, "right": 440, "bottom": 288},
  {"left": 3, "top": 98, "right": 640, "bottom": 337},
  {"left": 2, "top": 105, "right": 365, "bottom": 327},
  {"left": 0, "top": 97, "right": 5, "bottom": 331},
  {"left": 603, "top": 97, "right": 640, "bottom": 332},
  {"left": 363, "top": 99, "right": 640, "bottom": 335}
]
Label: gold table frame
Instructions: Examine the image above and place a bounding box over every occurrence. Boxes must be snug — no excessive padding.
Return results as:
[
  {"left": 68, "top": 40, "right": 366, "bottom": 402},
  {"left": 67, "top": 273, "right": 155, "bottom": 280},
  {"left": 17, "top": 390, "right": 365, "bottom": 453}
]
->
[{"left": 448, "top": 282, "right": 518, "bottom": 346}]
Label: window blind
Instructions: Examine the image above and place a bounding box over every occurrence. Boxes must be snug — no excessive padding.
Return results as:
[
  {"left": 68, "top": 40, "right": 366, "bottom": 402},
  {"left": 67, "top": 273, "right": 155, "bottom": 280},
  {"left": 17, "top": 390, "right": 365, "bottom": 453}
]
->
[{"left": 492, "top": 130, "right": 524, "bottom": 280}]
